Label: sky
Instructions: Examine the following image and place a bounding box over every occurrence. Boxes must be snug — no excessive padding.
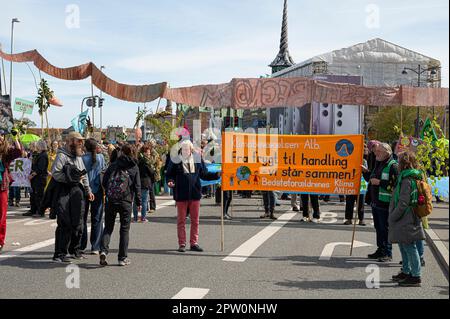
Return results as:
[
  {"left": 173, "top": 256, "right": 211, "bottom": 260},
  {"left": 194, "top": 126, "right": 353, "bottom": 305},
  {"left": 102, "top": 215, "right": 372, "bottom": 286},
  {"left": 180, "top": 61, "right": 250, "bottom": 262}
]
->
[{"left": 0, "top": 0, "right": 448, "bottom": 129}]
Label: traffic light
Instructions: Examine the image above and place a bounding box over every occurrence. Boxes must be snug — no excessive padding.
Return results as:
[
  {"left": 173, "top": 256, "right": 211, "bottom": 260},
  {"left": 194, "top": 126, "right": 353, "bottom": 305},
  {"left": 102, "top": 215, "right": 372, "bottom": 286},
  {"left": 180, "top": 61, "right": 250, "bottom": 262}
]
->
[
  {"left": 223, "top": 116, "right": 232, "bottom": 128},
  {"left": 92, "top": 96, "right": 96, "bottom": 108},
  {"left": 234, "top": 116, "right": 240, "bottom": 128},
  {"left": 99, "top": 98, "right": 104, "bottom": 108}
]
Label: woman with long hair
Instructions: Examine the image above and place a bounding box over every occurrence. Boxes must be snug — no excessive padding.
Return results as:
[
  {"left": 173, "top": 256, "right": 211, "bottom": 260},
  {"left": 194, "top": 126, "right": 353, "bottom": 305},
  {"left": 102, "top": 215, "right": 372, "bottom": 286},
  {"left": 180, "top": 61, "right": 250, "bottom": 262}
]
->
[
  {"left": 389, "top": 151, "right": 426, "bottom": 287},
  {"left": 0, "top": 132, "right": 22, "bottom": 252}
]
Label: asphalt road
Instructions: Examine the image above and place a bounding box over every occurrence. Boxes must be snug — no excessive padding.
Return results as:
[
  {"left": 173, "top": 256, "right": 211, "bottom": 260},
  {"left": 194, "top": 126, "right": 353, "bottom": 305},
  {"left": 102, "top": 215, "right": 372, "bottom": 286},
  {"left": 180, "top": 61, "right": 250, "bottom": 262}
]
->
[{"left": 0, "top": 195, "right": 448, "bottom": 299}]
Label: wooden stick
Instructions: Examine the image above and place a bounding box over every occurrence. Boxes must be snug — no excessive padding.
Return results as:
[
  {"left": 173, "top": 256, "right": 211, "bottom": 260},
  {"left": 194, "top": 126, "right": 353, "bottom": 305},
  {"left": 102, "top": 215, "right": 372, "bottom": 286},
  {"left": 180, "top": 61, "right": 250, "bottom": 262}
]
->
[
  {"left": 221, "top": 188, "right": 224, "bottom": 252},
  {"left": 350, "top": 193, "right": 361, "bottom": 256}
]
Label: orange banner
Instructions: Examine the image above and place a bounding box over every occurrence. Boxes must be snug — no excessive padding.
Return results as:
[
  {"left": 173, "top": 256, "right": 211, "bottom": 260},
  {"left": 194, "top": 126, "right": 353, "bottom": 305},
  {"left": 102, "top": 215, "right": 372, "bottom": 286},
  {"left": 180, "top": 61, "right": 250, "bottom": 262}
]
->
[{"left": 221, "top": 133, "right": 364, "bottom": 195}]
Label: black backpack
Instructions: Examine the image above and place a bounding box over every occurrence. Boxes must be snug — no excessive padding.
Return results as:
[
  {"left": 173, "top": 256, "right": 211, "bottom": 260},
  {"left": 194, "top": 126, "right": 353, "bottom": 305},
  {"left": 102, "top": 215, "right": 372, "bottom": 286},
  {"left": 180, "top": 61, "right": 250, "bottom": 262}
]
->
[{"left": 106, "top": 168, "right": 131, "bottom": 203}]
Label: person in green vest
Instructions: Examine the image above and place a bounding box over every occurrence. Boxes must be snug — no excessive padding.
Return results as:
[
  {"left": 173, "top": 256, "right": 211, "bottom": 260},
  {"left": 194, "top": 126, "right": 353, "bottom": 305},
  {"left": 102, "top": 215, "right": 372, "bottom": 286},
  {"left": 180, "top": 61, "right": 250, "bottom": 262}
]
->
[{"left": 363, "top": 142, "right": 399, "bottom": 262}]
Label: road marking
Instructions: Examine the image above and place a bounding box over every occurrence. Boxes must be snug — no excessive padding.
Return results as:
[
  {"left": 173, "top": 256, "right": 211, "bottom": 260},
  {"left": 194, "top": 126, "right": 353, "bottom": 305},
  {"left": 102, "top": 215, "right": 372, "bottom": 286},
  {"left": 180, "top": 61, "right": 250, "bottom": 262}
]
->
[
  {"left": 24, "top": 219, "right": 55, "bottom": 226},
  {"left": 0, "top": 199, "right": 176, "bottom": 261},
  {"left": 172, "top": 287, "right": 209, "bottom": 299},
  {"left": 0, "top": 239, "right": 55, "bottom": 260},
  {"left": 319, "top": 241, "right": 373, "bottom": 261},
  {"left": 223, "top": 212, "right": 297, "bottom": 262}
]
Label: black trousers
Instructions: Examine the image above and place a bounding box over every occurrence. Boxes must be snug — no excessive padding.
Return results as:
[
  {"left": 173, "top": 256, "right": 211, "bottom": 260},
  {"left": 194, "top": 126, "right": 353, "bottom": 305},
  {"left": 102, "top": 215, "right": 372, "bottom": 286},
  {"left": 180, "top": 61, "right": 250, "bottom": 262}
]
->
[
  {"left": 101, "top": 201, "right": 132, "bottom": 261},
  {"left": 301, "top": 194, "right": 320, "bottom": 219},
  {"left": 345, "top": 195, "right": 365, "bottom": 221},
  {"left": 53, "top": 186, "right": 85, "bottom": 258},
  {"left": 148, "top": 186, "right": 156, "bottom": 210},
  {"left": 223, "top": 191, "right": 233, "bottom": 216},
  {"left": 262, "top": 191, "right": 275, "bottom": 213},
  {"left": 30, "top": 176, "right": 46, "bottom": 215}
]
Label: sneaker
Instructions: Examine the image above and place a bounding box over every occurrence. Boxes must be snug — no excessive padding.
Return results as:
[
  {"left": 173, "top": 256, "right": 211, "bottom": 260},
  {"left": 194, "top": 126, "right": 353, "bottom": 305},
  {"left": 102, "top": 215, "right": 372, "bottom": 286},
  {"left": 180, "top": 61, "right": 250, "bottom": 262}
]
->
[
  {"left": 392, "top": 272, "right": 410, "bottom": 282},
  {"left": 52, "top": 256, "right": 72, "bottom": 264},
  {"left": 178, "top": 245, "right": 186, "bottom": 253},
  {"left": 292, "top": 207, "right": 300, "bottom": 212},
  {"left": 301, "top": 217, "right": 310, "bottom": 222},
  {"left": 421, "top": 258, "right": 425, "bottom": 267},
  {"left": 343, "top": 220, "right": 352, "bottom": 225},
  {"left": 358, "top": 220, "right": 366, "bottom": 226},
  {"left": 311, "top": 218, "right": 320, "bottom": 224},
  {"left": 398, "top": 276, "right": 421, "bottom": 287},
  {"left": 140, "top": 217, "right": 148, "bottom": 223},
  {"left": 148, "top": 210, "right": 155, "bottom": 214},
  {"left": 118, "top": 259, "right": 131, "bottom": 266},
  {"left": 90, "top": 250, "right": 100, "bottom": 255},
  {"left": 377, "top": 255, "right": 393, "bottom": 262},
  {"left": 190, "top": 244, "right": 204, "bottom": 252},
  {"left": 224, "top": 214, "right": 232, "bottom": 220},
  {"left": 99, "top": 252, "right": 108, "bottom": 266},
  {"left": 368, "top": 249, "right": 383, "bottom": 259},
  {"left": 14, "top": 202, "right": 20, "bottom": 207}
]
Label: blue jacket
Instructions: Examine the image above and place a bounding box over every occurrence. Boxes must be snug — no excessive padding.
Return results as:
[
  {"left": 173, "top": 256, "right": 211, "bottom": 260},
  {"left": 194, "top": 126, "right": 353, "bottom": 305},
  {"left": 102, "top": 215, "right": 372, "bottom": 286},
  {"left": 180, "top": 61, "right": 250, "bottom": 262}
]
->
[
  {"left": 166, "top": 155, "right": 219, "bottom": 202},
  {"left": 82, "top": 152, "right": 106, "bottom": 194}
]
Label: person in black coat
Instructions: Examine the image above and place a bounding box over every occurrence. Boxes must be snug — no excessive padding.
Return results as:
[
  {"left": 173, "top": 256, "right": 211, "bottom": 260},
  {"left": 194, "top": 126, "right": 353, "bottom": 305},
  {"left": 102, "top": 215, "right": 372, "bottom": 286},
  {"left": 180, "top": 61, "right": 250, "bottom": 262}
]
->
[
  {"left": 100, "top": 144, "right": 141, "bottom": 266},
  {"left": 133, "top": 145, "right": 156, "bottom": 222},
  {"left": 166, "top": 140, "right": 219, "bottom": 253},
  {"left": 25, "top": 140, "right": 48, "bottom": 217}
]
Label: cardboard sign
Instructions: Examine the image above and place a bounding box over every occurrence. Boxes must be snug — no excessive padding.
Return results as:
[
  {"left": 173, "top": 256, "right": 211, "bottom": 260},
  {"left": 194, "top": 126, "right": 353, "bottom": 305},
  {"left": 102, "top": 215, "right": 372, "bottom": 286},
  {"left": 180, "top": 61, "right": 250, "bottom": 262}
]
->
[
  {"left": 221, "top": 133, "right": 364, "bottom": 195},
  {"left": 9, "top": 158, "right": 32, "bottom": 187},
  {"left": 14, "top": 98, "right": 34, "bottom": 115}
]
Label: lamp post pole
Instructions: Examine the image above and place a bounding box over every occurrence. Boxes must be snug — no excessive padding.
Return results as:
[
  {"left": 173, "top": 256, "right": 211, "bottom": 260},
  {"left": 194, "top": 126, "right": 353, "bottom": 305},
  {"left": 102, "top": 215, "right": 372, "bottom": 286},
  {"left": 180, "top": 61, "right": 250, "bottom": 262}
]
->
[
  {"left": 100, "top": 66, "right": 105, "bottom": 133},
  {"left": 10, "top": 18, "right": 20, "bottom": 105}
]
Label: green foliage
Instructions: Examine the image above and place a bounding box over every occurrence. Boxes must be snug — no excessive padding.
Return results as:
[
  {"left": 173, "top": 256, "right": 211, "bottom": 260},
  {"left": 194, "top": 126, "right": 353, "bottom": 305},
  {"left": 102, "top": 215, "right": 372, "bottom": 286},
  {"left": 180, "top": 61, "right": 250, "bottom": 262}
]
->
[
  {"left": 146, "top": 113, "right": 183, "bottom": 150},
  {"left": 416, "top": 119, "right": 449, "bottom": 195},
  {"left": 134, "top": 107, "right": 148, "bottom": 129},
  {"left": 35, "top": 79, "right": 54, "bottom": 116}
]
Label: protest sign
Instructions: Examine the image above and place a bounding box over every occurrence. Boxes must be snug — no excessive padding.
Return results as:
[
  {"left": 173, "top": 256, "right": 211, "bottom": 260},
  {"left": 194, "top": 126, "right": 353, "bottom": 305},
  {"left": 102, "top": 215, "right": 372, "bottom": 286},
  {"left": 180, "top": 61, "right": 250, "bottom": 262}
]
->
[
  {"left": 221, "top": 133, "right": 364, "bottom": 195},
  {"left": 9, "top": 158, "right": 32, "bottom": 187}
]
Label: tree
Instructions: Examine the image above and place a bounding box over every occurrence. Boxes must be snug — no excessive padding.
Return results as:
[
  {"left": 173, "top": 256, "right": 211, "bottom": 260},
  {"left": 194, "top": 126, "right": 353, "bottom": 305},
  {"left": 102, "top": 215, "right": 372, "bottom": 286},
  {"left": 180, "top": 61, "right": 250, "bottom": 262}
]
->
[
  {"left": 371, "top": 106, "right": 444, "bottom": 143},
  {"left": 35, "top": 79, "right": 54, "bottom": 138}
]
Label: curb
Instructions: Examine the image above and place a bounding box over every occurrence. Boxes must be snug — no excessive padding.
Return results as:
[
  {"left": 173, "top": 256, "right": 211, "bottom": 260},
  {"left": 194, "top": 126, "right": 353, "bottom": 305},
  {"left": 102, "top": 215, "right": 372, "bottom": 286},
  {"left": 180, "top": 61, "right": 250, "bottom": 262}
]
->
[{"left": 425, "top": 227, "right": 449, "bottom": 274}]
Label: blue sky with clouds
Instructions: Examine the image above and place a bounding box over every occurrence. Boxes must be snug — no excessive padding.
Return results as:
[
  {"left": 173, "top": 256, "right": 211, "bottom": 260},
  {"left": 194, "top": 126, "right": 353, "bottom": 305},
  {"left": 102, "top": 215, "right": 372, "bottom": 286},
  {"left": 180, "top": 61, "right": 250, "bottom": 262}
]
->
[{"left": 1, "top": 0, "right": 448, "bottom": 129}]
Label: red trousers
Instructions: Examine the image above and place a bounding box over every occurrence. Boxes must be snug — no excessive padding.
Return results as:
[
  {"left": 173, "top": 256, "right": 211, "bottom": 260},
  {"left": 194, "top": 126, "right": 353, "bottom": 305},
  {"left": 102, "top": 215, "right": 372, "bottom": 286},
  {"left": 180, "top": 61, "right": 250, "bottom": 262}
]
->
[
  {"left": 0, "top": 190, "right": 8, "bottom": 246},
  {"left": 176, "top": 200, "right": 200, "bottom": 247}
]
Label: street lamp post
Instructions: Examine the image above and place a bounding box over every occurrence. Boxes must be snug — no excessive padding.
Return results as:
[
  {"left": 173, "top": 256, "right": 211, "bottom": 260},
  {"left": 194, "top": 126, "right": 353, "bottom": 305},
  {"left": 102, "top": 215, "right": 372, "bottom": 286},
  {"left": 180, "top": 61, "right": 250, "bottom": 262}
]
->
[
  {"left": 10, "top": 18, "right": 20, "bottom": 104},
  {"left": 100, "top": 66, "right": 105, "bottom": 133},
  {"left": 402, "top": 64, "right": 439, "bottom": 137}
]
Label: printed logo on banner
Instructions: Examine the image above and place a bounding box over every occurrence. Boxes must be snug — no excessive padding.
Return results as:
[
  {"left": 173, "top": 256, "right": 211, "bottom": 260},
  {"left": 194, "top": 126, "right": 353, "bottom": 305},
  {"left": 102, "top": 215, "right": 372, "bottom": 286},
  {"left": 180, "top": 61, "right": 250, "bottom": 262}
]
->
[{"left": 335, "top": 139, "right": 354, "bottom": 157}]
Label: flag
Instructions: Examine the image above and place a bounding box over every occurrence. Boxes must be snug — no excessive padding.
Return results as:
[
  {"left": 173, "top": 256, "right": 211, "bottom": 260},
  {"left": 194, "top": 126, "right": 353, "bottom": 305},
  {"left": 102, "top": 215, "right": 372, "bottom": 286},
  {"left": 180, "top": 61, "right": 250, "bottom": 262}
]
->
[
  {"left": 71, "top": 110, "right": 89, "bottom": 134},
  {"left": 420, "top": 118, "right": 438, "bottom": 142}
]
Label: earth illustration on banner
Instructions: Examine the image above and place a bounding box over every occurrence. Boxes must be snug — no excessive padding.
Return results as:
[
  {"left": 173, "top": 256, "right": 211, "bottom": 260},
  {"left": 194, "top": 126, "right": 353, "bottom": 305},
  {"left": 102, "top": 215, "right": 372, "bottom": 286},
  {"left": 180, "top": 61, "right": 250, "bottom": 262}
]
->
[{"left": 236, "top": 166, "right": 251, "bottom": 185}]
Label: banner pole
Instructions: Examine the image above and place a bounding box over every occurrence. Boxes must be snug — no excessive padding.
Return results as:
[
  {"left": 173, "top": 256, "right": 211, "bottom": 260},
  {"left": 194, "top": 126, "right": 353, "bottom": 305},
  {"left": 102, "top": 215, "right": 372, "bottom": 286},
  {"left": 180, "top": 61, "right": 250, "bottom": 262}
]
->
[
  {"left": 350, "top": 193, "right": 361, "bottom": 256},
  {"left": 221, "top": 188, "right": 225, "bottom": 252}
]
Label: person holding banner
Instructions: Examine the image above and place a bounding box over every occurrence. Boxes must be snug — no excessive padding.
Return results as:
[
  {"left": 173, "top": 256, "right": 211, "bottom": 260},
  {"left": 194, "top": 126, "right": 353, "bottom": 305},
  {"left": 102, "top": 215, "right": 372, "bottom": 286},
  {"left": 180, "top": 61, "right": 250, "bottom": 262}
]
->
[
  {"left": 389, "top": 151, "right": 425, "bottom": 287},
  {"left": 363, "top": 143, "right": 399, "bottom": 262},
  {"left": 0, "top": 132, "right": 22, "bottom": 253},
  {"left": 166, "top": 140, "right": 220, "bottom": 253}
]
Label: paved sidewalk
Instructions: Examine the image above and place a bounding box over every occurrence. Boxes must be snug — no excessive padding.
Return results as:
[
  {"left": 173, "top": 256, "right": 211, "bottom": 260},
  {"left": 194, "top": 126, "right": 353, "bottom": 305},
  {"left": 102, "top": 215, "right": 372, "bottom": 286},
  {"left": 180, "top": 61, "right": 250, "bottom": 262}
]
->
[{"left": 425, "top": 200, "right": 449, "bottom": 272}]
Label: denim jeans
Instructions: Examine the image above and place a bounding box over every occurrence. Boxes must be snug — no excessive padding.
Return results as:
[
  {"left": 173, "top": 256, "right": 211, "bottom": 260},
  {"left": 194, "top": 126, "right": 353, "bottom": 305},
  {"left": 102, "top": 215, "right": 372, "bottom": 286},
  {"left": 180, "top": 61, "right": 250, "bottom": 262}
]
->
[
  {"left": 415, "top": 240, "right": 424, "bottom": 259},
  {"left": 81, "top": 189, "right": 104, "bottom": 251},
  {"left": 8, "top": 186, "right": 21, "bottom": 203},
  {"left": 399, "top": 243, "right": 421, "bottom": 277},
  {"left": 371, "top": 205, "right": 392, "bottom": 257},
  {"left": 133, "top": 189, "right": 149, "bottom": 221},
  {"left": 262, "top": 191, "right": 275, "bottom": 212}
]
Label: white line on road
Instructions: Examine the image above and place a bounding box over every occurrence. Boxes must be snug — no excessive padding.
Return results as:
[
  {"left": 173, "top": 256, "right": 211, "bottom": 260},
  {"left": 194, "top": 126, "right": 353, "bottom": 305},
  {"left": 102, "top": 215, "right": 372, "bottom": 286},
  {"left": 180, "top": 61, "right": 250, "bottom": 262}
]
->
[
  {"left": 223, "top": 212, "right": 297, "bottom": 263},
  {"left": 319, "top": 241, "right": 373, "bottom": 261},
  {"left": 172, "top": 287, "right": 210, "bottom": 299},
  {"left": 0, "top": 199, "right": 176, "bottom": 262}
]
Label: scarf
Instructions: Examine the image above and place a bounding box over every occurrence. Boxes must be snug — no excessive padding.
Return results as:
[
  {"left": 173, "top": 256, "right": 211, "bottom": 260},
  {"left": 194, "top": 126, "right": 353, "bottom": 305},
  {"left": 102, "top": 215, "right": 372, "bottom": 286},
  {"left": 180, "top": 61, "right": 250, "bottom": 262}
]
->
[
  {"left": 181, "top": 154, "right": 195, "bottom": 174},
  {"left": 393, "top": 169, "right": 422, "bottom": 207}
]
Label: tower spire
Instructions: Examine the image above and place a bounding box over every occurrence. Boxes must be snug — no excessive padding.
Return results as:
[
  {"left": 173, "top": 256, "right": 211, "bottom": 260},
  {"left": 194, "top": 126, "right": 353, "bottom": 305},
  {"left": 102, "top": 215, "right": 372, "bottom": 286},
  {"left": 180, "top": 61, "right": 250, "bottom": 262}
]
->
[{"left": 269, "top": 0, "right": 295, "bottom": 74}]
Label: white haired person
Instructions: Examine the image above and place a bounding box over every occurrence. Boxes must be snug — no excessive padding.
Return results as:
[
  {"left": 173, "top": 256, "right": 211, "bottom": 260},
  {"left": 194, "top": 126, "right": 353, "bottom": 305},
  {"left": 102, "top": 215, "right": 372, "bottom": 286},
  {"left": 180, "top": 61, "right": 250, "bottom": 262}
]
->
[
  {"left": 362, "top": 142, "right": 399, "bottom": 262},
  {"left": 166, "top": 140, "right": 220, "bottom": 252},
  {"left": 23, "top": 140, "right": 49, "bottom": 217},
  {"left": 0, "top": 130, "right": 22, "bottom": 253}
]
